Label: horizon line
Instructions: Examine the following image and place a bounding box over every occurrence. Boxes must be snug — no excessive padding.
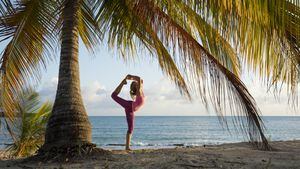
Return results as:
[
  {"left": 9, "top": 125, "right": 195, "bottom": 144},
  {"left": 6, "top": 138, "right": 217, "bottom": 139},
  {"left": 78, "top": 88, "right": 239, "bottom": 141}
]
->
[{"left": 88, "top": 115, "right": 300, "bottom": 117}]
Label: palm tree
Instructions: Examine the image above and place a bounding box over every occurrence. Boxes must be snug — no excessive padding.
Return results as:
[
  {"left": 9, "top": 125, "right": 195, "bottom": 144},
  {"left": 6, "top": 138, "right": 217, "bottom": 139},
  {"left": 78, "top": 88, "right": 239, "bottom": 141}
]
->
[
  {"left": 0, "top": 0, "right": 102, "bottom": 155},
  {"left": 5, "top": 89, "right": 52, "bottom": 158},
  {"left": 0, "top": 0, "right": 299, "bottom": 155}
]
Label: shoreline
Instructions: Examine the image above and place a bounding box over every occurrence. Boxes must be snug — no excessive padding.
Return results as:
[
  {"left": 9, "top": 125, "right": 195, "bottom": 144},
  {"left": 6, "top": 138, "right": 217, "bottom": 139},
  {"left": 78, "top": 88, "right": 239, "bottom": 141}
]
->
[
  {"left": 2, "top": 139, "right": 298, "bottom": 151},
  {"left": 0, "top": 140, "right": 299, "bottom": 168}
]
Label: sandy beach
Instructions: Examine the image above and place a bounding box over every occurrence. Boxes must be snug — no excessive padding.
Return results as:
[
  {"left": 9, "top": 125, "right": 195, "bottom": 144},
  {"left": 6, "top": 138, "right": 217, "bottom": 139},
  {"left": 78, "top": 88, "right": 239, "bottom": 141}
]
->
[{"left": 0, "top": 140, "right": 299, "bottom": 169}]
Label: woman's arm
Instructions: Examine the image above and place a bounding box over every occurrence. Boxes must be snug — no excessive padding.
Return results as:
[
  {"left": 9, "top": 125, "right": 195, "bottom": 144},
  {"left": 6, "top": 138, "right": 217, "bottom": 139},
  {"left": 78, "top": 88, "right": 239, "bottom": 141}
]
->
[
  {"left": 111, "top": 78, "right": 131, "bottom": 109},
  {"left": 128, "top": 75, "right": 145, "bottom": 111},
  {"left": 112, "top": 78, "right": 127, "bottom": 95}
]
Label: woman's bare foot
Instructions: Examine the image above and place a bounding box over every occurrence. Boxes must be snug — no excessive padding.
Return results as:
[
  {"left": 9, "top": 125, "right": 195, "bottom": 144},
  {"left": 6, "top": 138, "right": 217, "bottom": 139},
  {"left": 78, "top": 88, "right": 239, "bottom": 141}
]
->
[{"left": 125, "top": 147, "right": 132, "bottom": 151}]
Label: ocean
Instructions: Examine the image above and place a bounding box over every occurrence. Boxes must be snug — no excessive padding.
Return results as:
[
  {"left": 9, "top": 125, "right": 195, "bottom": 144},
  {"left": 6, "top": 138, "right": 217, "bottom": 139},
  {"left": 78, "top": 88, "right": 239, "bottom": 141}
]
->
[
  {"left": 90, "top": 116, "right": 300, "bottom": 149},
  {"left": 1, "top": 116, "right": 299, "bottom": 149}
]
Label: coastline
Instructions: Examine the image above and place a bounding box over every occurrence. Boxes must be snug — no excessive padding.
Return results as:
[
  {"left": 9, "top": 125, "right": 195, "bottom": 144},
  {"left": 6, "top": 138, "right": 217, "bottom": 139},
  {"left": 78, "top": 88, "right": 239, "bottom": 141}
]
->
[{"left": 0, "top": 140, "right": 299, "bottom": 169}]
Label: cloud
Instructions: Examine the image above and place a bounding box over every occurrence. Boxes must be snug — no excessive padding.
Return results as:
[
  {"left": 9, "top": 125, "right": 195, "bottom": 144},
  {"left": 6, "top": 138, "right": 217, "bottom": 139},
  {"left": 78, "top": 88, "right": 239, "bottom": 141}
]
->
[
  {"left": 82, "top": 81, "right": 107, "bottom": 103},
  {"left": 96, "top": 88, "right": 106, "bottom": 95},
  {"left": 37, "top": 77, "right": 299, "bottom": 116},
  {"left": 38, "top": 78, "right": 123, "bottom": 115},
  {"left": 245, "top": 78, "right": 299, "bottom": 115},
  {"left": 38, "top": 77, "right": 58, "bottom": 102},
  {"left": 81, "top": 81, "right": 118, "bottom": 115},
  {"left": 139, "top": 78, "right": 206, "bottom": 116},
  {"left": 37, "top": 77, "right": 204, "bottom": 116}
]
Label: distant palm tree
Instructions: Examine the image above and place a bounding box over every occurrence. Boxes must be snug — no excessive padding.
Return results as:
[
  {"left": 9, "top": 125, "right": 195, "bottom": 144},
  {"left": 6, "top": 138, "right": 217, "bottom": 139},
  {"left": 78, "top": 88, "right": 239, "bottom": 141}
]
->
[
  {"left": 5, "top": 89, "right": 52, "bottom": 158},
  {"left": 0, "top": 0, "right": 298, "bottom": 154}
]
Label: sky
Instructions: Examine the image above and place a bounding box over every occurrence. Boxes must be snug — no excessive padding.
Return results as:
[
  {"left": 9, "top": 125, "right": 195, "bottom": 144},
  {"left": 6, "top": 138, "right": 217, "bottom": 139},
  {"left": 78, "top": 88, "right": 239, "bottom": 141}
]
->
[{"left": 33, "top": 40, "right": 300, "bottom": 116}]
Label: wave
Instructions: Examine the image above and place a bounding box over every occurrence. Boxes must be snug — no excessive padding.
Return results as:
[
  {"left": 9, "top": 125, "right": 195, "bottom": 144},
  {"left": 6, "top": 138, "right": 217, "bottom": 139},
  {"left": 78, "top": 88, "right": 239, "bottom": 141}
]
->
[{"left": 102, "top": 142, "right": 218, "bottom": 147}]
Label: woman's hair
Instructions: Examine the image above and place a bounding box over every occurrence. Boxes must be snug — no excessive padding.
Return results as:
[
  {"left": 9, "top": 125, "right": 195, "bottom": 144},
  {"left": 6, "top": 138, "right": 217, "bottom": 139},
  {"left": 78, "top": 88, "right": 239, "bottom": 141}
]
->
[{"left": 130, "top": 81, "right": 138, "bottom": 99}]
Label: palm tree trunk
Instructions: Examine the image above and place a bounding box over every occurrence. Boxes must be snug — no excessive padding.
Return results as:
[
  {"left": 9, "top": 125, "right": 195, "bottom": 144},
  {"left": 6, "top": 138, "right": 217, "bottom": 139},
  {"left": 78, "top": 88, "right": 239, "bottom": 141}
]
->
[{"left": 42, "top": 0, "right": 92, "bottom": 150}]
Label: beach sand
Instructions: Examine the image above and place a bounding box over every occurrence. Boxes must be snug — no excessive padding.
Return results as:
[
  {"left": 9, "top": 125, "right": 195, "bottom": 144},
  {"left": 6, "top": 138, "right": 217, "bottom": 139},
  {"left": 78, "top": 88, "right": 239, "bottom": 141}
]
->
[{"left": 0, "top": 140, "right": 299, "bottom": 169}]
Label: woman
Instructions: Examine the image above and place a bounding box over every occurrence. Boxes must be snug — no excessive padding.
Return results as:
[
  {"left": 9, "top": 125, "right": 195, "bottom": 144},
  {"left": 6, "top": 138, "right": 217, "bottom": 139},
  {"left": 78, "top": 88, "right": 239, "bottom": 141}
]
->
[{"left": 111, "top": 74, "right": 145, "bottom": 150}]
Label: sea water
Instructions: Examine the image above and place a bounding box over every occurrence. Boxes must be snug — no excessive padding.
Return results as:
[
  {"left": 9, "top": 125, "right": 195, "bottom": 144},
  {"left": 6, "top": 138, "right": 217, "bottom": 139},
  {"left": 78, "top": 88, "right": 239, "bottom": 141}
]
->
[
  {"left": 1, "top": 116, "right": 299, "bottom": 149},
  {"left": 90, "top": 116, "right": 300, "bottom": 149}
]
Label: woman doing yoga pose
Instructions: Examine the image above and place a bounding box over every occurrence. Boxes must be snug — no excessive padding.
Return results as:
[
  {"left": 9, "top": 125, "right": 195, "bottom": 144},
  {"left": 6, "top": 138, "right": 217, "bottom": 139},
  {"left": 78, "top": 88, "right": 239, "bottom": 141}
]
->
[{"left": 111, "top": 74, "right": 145, "bottom": 150}]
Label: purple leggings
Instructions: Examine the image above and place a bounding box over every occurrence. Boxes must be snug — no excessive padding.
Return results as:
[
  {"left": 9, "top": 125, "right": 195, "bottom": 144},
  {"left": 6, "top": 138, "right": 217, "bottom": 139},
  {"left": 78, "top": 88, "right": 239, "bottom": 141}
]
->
[{"left": 111, "top": 92, "right": 144, "bottom": 133}]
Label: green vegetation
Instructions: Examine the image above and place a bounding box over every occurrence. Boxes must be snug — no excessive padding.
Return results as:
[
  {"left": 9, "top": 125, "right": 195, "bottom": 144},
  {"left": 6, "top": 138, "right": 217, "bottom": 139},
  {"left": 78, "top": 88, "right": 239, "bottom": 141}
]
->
[{"left": 5, "top": 89, "right": 52, "bottom": 157}]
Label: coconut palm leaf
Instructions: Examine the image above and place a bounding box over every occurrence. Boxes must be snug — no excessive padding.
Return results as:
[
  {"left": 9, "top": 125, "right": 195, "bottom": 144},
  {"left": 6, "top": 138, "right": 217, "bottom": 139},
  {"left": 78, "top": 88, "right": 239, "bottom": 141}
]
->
[
  {"left": 96, "top": 0, "right": 191, "bottom": 98},
  {"left": 78, "top": 0, "right": 102, "bottom": 52},
  {"left": 96, "top": 0, "right": 272, "bottom": 149},
  {"left": 134, "top": 0, "right": 271, "bottom": 150},
  {"left": 0, "top": 0, "right": 57, "bottom": 129},
  {"left": 190, "top": 0, "right": 300, "bottom": 97},
  {"left": 167, "top": 0, "right": 241, "bottom": 76},
  {"left": 5, "top": 88, "right": 52, "bottom": 158}
]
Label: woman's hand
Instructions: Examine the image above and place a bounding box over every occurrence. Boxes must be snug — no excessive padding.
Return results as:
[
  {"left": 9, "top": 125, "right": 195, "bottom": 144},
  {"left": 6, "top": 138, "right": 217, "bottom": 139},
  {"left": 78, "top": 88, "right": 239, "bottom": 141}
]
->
[
  {"left": 126, "top": 74, "right": 140, "bottom": 82},
  {"left": 126, "top": 74, "right": 143, "bottom": 95},
  {"left": 126, "top": 74, "right": 133, "bottom": 80}
]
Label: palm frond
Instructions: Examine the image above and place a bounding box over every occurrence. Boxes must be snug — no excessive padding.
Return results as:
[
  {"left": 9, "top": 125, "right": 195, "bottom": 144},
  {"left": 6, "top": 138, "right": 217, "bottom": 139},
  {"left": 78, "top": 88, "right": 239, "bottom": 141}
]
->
[
  {"left": 96, "top": 0, "right": 190, "bottom": 98},
  {"left": 96, "top": 0, "right": 272, "bottom": 149},
  {"left": 190, "top": 0, "right": 300, "bottom": 99},
  {"left": 0, "top": 0, "right": 57, "bottom": 128},
  {"left": 133, "top": 0, "right": 271, "bottom": 149},
  {"left": 132, "top": 14, "right": 191, "bottom": 98},
  {"left": 158, "top": 0, "right": 241, "bottom": 76},
  {"left": 5, "top": 88, "right": 52, "bottom": 158},
  {"left": 78, "top": 0, "right": 102, "bottom": 52}
]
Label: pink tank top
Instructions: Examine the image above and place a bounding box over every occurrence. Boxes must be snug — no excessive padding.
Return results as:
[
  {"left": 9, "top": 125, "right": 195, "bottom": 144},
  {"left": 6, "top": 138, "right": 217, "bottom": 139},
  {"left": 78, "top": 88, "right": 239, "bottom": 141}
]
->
[{"left": 132, "top": 92, "right": 145, "bottom": 111}]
